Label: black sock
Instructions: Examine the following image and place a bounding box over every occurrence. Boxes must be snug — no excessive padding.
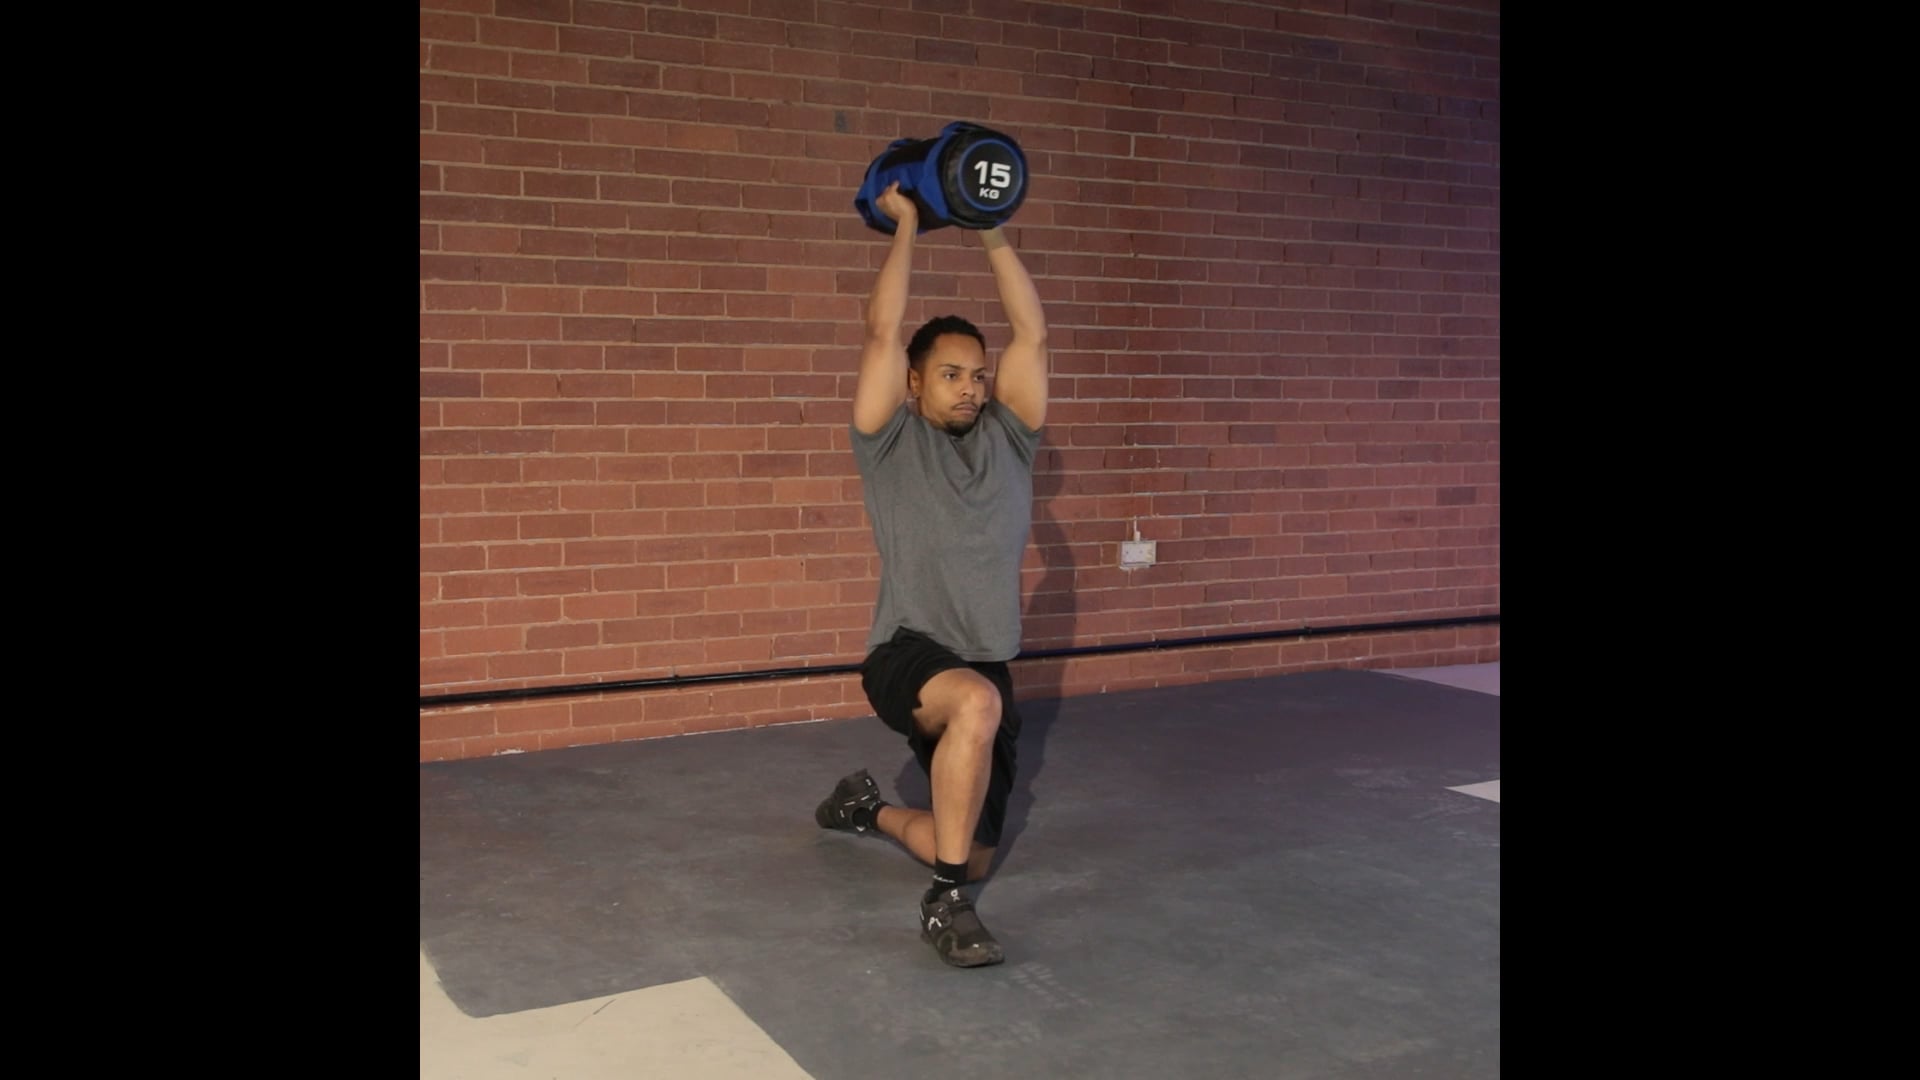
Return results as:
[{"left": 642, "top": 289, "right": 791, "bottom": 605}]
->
[
  {"left": 851, "top": 802, "right": 884, "bottom": 830},
  {"left": 928, "top": 860, "right": 968, "bottom": 900}
]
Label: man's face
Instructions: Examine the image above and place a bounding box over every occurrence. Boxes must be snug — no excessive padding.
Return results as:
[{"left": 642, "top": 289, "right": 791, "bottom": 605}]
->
[{"left": 910, "top": 334, "right": 990, "bottom": 436}]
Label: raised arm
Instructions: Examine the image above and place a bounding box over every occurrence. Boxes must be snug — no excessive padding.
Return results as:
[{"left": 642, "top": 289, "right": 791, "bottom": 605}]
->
[
  {"left": 980, "top": 226, "right": 1048, "bottom": 431},
  {"left": 853, "top": 184, "right": 918, "bottom": 435}
]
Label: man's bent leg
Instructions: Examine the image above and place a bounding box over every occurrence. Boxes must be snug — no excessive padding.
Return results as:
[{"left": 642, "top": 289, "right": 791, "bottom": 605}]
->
[
  {"left": 911, "top": 667, "right": 1001, "bottom": 867},
  {"left": 905, "top": 666, "right": 1006, "bottom": 967}
]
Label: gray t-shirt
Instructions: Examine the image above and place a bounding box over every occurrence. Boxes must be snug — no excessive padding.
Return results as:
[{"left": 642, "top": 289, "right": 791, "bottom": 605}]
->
[{"left": 850, "top": 400, "right": 1042, "bottom": 661}]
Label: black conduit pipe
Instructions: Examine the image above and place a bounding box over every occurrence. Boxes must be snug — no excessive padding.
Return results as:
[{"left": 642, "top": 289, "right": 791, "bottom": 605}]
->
[{"left": 418, "top": 613, "right": 1499, "bottom": 710}]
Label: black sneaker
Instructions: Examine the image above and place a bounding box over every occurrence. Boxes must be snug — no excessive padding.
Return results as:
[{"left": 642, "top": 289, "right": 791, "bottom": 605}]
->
[
  {"left": 920, "top": 887, "right": 1005, "bottom": 968},
  {"left": 815, "top": 768, "right": 883, "bottom": 835}
]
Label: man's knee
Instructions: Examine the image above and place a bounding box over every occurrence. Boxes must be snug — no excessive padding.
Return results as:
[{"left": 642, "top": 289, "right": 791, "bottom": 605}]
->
[
  {"left": 916, "top": 669, "right": 1002, "bottom": 743},
  {"left": 945, "top": 675, "right": 1001, "bottom": 745}
]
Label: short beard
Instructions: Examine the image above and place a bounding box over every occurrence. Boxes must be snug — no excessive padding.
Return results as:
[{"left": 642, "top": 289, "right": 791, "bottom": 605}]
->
[{"left": 942, "top": 415, "right": 978, "bottom": 437}]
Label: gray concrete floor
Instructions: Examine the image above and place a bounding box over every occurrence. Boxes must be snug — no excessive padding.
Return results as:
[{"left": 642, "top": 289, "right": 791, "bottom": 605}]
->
[{"left": 421, "top": 662, "right": 1500, "bottom": 1078}]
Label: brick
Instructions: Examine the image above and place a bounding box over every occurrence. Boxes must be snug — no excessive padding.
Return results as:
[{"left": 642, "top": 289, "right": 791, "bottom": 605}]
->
[{"left": 420, "top": 709, "right": 495, "bottom": 742}]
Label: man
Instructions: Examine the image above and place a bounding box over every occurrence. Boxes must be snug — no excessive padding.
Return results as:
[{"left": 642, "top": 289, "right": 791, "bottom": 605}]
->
[{"left": 815, "top": 181, "right": 1049, "bottom": 968}]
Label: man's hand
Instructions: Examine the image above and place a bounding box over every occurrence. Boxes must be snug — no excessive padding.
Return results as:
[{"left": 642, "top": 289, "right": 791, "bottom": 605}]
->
[{"left": 875, "top": 182, "right": 918, "bottom": 232}]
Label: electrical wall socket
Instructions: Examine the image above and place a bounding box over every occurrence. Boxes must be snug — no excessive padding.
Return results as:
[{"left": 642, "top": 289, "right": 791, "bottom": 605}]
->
[{"left": 1120, "top": 540, "right": 1156, "bottom": 568}]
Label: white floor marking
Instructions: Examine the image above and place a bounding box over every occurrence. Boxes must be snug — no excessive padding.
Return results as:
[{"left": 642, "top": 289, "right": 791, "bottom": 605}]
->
[
  {"left": 1447, "top": 779, "right": 1500, "bottom": 803},
  {"left": 420, "top": 950, "right": 815, "bottom": 1080},
  {"left": 1385, "top": 662, "right": 1500, "bottom": 697}
]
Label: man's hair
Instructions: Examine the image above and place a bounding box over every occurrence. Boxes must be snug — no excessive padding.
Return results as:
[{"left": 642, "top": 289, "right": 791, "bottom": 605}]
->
[{"left": 906, "top": 315, "right": 986, "bottom": 370}]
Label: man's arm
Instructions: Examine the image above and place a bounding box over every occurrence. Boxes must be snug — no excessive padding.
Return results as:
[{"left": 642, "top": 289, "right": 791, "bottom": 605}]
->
[
  {"left": 853, "top": 184, "right": 918, "bottom": 436},
  {"left": 981, "top": 226, "right": 1048, "bottom": 431}
]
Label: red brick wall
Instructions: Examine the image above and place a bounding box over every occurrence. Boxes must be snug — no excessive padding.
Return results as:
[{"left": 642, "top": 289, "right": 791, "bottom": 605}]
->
[{"left": 419, "top": 0, "right": 1500, "bottom": 762}]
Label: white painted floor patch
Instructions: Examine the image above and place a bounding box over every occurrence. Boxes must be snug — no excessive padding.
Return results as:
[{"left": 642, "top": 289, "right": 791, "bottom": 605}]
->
[
  {"left": 1448, "top": 780, "right": 1500, "bottom": 803},
  {"left": 420, "top": 950, "right": 815, "bottom": 1080},
  {"left": 1386, "top": 662, "right": 1500, "bottom": 696}
]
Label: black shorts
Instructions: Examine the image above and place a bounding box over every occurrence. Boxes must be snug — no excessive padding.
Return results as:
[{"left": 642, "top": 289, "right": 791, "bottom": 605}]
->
[{"left": 859, "top": 626, "right": 1021, "bottom": 848}]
